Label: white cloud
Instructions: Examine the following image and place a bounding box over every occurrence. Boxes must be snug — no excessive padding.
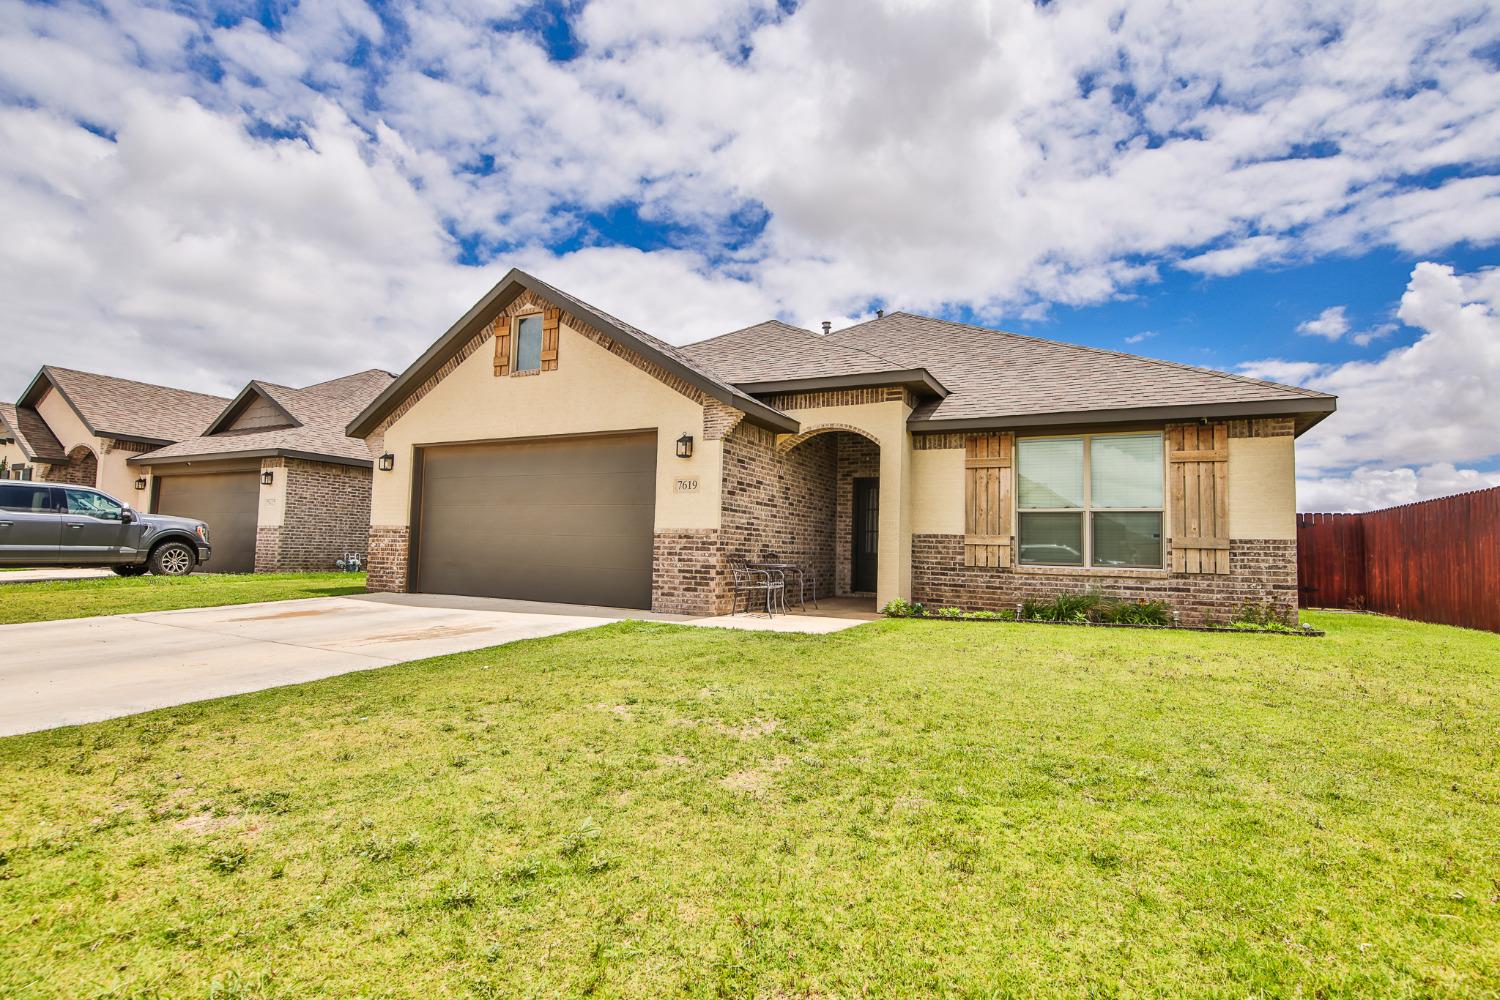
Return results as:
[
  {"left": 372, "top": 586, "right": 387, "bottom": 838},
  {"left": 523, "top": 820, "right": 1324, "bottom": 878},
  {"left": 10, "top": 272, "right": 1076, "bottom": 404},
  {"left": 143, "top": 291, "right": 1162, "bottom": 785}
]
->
[
  {"left": 1243, "top": 262, "right": 1500, "bottom": 511},
  {"left": 1350, "top": 322, "right": 1396, "bottom": 347},
  {"left": 1, "top": 0, "right": 1500, "bottom": 399},
  {"left": 1297, "top": 306, "right": 1351, "bottom": 340},
  {"left": 1297, "top": 463, "right": 1500, "bottom": 513},
  {"left": 1124, "top": 330, "right": 1157, "bottom": 345}
]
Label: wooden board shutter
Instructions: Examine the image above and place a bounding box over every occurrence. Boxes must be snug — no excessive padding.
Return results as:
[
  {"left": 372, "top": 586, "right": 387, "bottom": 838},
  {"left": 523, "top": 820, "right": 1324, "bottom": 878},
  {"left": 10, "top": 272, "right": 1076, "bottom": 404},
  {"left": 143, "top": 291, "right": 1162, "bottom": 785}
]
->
[
  {"left": 964, "top": 432, "right": 1014, "bottom": 567},
  {"left": 492, "top": 317, "right": 511, "bottom": 377},
  {"left": 1168, "top": 422, "right": 1229, "bottom": 574},
  {"left": 541, "top": 307, "right": 561, "bottom": 371}
]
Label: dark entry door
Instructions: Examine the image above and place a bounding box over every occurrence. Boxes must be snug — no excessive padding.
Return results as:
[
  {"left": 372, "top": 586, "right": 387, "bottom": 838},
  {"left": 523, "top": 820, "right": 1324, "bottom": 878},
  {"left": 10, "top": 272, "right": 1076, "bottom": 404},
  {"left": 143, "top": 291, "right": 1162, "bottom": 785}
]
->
[
  {"left": 415, "top": 432, "right": 658, "bottom": 609},
  {"left": 852, "top": 477, "right": 879, "bottom": 593}
]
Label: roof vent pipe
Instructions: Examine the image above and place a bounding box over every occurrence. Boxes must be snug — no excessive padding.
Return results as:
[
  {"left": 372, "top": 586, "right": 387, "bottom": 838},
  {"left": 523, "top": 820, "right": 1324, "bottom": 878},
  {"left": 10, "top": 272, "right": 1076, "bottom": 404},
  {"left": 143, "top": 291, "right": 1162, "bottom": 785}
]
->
[
  {"left": 876, "top": 309, "right": 884, "bottom": 319},
  {"left": 821, "top": 320, "right": 831, "bottom": 335}
]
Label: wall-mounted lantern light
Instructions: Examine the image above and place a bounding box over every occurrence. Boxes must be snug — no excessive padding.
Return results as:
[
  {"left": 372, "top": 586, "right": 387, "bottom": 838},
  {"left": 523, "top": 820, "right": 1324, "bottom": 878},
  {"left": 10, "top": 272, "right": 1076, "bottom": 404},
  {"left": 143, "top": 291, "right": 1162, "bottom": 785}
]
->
[
  {"left": 675, "top": 434, "right": 694, "bottom": 460},
  {"left": 261, "top": 469, "right": 274, "bottom": 486},
  {"left": 133, "top": 476, "right": 147, "bottom": 491},
  {"left": 378, "top": 452, "right": 396, "bottom": 472}
]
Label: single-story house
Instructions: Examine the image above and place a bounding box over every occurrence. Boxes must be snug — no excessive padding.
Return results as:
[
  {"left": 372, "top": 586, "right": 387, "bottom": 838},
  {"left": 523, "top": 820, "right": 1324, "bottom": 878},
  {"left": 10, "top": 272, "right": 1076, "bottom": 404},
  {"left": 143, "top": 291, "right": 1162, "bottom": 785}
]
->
[
  {"left": 348, "top": 269, "right": 1336, "bottom": 624},
  {"left": 0, "top": 367, "right": 228, "bottom": 492},
  {"left": 1, "top": 365, "right": 393, "bottom": 574},
  {"left": 129, "top": 370, "right": 395, "bottom": 572}
]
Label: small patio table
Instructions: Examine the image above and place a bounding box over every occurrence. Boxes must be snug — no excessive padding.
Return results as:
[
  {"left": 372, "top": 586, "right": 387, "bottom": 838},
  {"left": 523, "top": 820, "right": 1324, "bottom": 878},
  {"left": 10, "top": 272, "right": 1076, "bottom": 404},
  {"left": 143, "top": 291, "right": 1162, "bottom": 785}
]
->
[{"left": 749, "top": 561, "right": 817, "bottom": 611}]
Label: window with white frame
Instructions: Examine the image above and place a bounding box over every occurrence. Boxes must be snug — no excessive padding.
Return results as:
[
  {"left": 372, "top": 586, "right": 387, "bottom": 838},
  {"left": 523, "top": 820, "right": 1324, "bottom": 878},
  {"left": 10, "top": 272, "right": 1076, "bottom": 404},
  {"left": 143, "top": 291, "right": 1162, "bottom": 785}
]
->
[
  {"left": 513, "top": 314, "right": 543, "bottom": 372},
  {"left": 1016, "top": 432, "right": 1164, "bottom": 568}
]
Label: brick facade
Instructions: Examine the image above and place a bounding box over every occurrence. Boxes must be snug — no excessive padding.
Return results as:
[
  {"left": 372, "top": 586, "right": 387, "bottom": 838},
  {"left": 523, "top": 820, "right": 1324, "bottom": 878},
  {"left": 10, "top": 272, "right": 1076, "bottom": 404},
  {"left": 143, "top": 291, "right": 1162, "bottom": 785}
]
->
[
  {"left": 366, "top": 525, "right": 410, "bottom": 593},
  {"left": 720, "top": 423, "right": 838, "bottom": 607},
  {"left": 651, "top": 528, "right": 723, "bottom": 614},
  {"left": 911, "top": 534, "right": 1298, "bottom": 625},
  {"left": 45, "top": 446, "right": 98, "bottom": 486},
  {"left": 253, "top": 458, "right": 373, "bottom": 572}
]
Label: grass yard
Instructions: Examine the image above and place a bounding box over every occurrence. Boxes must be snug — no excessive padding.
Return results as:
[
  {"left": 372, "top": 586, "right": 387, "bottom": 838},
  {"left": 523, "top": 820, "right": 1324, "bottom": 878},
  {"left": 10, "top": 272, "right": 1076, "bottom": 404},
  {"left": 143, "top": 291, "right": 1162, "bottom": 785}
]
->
[
  {"left": 0, "top": 572, "right": 368, "bottom": 625},
  {"left": 1, "top": 612, "right": 1497, "bottom": 998}
]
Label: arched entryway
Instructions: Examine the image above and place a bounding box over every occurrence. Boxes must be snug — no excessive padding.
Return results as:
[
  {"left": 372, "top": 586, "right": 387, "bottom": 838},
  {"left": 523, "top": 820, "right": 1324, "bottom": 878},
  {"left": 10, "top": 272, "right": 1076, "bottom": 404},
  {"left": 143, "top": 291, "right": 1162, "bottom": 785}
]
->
[
  {"left": 55, "top": 445, "right": 98, "bottom": 487},
  {"left": 756, "top": 425, "right": 881, "bottom": 610}
]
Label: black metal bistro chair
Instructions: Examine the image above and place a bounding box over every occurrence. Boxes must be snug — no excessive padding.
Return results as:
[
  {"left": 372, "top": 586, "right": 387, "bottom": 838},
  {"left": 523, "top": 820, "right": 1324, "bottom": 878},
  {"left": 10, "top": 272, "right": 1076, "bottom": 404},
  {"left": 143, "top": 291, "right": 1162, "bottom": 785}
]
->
[
  {"left": 729, "top": 557, "right": 785, "bottom": 616},
  {"left": 755, "top": 551, "right": 818, "bottom": 611}
]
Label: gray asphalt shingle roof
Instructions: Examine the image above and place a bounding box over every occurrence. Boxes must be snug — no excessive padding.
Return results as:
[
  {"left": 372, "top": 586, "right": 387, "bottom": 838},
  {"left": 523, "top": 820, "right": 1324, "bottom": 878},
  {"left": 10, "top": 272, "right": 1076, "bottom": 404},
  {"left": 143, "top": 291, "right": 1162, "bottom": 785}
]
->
[
  {"left": 135, "top": 370, "right": 396, "bottom": 466},
  {"left": 683, "top": 311, "right": 1333, "bottom": 425},
  {"left": 26, "top": 367, "right": 230, "bottom": 443},
  {"left": 0, "top": 402, "right": 68, "bottom": 462}
]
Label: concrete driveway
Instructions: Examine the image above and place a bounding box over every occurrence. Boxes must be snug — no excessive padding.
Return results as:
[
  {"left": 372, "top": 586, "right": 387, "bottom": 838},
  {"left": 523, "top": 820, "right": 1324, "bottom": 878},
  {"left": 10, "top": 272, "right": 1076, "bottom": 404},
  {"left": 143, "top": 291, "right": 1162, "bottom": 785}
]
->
[{"left": 0, "top": 595, "right": 633, "bottom": 737}]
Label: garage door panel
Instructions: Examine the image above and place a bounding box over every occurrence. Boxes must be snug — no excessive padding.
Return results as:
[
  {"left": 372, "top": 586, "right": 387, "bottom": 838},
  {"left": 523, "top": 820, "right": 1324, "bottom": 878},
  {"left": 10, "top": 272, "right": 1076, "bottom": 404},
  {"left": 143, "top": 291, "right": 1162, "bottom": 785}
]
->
[
  {"left": 154, "top": 472, "right": 259, "bottom": 573},
  {"left": 416, "top": 433, "right": 657, "bottom": 609},
  {"left": 422, "top": 472, "right": 657, "bottom": 508}
]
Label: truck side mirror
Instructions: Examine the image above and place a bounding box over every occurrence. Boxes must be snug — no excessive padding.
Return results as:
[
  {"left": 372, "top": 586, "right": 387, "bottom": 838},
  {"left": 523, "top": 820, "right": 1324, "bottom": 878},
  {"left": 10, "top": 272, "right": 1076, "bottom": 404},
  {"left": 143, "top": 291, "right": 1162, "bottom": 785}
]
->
[{"left": 120, "top": 506, "right": 136, "bottom": 523}]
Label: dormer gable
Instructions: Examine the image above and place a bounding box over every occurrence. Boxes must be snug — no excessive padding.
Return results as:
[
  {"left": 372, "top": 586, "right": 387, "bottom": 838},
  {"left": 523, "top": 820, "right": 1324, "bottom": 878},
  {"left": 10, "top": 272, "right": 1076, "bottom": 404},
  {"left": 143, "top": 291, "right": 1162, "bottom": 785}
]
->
[{"left": 206, "top": 382, "right": 301, "bottom": 436}]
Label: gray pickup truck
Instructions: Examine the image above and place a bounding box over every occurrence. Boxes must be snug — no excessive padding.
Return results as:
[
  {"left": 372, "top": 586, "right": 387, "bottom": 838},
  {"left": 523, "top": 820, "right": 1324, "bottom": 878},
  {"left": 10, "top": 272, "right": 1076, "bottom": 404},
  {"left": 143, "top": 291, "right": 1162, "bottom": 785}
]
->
[{"left": 0, "top": 481, "right": 211, "bottom": 576}]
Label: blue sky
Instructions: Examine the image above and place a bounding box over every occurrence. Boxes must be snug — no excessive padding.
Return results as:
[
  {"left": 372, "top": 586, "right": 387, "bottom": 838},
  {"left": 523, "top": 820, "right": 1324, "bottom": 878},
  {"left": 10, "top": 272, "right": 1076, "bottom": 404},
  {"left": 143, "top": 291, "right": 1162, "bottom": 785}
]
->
[{"left": 0, "top": 0, "right": 1498, "bottom": 510}]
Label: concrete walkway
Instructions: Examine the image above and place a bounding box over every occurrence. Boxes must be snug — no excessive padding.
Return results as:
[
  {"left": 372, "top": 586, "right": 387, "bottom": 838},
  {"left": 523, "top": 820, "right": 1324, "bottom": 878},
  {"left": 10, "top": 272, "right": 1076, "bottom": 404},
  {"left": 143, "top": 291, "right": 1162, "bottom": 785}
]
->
[
  {"left": 0, "top": 593, "right": 873, "bottom": 736},
  {"left": 0, "top": 567, "right": 114, "bottom": 584}
]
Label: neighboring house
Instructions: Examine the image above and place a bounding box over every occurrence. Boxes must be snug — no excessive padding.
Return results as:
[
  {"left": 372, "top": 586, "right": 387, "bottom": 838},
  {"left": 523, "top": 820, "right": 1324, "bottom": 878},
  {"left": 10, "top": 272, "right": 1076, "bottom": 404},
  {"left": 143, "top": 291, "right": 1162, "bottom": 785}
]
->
[
  {"left": 349, "top": 269, "right": 1336, "bottom": 624},
  {"left": 129, "top": 370, "right": 395, "bottom": 573},
  {"left": 0, "top": 367, "right": 228, "bottom": 493}
]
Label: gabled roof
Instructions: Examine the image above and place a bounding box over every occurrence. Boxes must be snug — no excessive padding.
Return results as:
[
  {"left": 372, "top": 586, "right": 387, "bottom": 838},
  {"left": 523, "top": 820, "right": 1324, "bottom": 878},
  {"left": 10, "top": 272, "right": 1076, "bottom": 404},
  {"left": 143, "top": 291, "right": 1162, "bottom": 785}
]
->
[
  {"left": 679, "top": 320, "right": 948, "bottom": 397},
  {"left": 346, "top": 269, "right": 800, "bottom": 439},
  {"left": 0, "top": 402, "right": 67, "bottom": 462},
  {"left": 134, "top": 370, "right": 396, "bottom": 467},
  {"left": 17, "top": 366, "right": 230, "bottom": 445},
  {"left": 204, "top": 380, "right": 304, "bottom": 435},
  {"left": 684, "top": 311, "right": 1336, "bottom": 434}
]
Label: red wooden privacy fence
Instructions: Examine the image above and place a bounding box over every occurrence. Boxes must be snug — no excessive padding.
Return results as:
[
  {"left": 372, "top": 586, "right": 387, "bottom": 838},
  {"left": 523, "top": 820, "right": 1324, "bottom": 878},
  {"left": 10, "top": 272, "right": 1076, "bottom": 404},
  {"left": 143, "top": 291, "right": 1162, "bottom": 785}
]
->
[{"left": 1297, "top": 485, "right": 1500, "bottom": 633}]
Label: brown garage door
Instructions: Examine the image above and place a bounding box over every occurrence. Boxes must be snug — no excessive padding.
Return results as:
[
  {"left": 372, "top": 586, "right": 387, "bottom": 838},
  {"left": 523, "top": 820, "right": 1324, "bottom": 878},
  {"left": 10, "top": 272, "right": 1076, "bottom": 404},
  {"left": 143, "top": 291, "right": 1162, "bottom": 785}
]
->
[
  {"left": 154, "top": 472, "right": 259, "bottom": 573},
  {"left": 415, "top": 432, "right": 657, "bottom": 608}
]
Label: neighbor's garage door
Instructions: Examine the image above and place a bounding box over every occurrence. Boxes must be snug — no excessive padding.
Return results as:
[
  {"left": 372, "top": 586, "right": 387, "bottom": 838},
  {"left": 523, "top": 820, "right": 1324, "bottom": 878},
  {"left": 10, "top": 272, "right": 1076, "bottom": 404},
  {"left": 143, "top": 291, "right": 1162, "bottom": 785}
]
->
[
  {"left": 154, "top": 472, "right": 259, "bottom": 573},
  {"left": 415, "top": 432, "right": 657, "bottom": 608}
]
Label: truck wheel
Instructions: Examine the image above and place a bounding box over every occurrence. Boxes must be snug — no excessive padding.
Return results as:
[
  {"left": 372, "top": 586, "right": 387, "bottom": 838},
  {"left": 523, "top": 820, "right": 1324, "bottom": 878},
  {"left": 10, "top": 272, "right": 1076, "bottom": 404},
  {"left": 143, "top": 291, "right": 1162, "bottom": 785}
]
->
[
  {"left": 111, "top": 565, "right": 149, "bottom": 577},
  {"left": 149, "top": 541, "right": 197, "bottom": 577}
]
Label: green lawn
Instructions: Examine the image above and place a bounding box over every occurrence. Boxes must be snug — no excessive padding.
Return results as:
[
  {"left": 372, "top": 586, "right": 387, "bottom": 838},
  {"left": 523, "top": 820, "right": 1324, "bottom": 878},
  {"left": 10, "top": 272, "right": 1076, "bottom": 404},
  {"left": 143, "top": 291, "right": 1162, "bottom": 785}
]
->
[
  {"left": 0, "top": 572, "right": 368, "bottom": 624},
  {"left": 2, "top": 613, "right": 1497, "bottom": 998}
]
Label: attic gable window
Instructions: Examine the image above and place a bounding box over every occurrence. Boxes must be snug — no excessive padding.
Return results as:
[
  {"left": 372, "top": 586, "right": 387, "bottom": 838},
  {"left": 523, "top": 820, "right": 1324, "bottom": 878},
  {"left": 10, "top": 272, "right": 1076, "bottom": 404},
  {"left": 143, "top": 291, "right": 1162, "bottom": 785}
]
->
[{"left": 514, "top": 315, "right": 543, "bottom": 373}]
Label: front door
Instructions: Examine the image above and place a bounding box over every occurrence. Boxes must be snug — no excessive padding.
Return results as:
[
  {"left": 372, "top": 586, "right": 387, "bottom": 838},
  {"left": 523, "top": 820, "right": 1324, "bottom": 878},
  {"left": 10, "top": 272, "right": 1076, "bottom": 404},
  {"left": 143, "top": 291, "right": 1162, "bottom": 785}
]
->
[{"left": 852, "top": 477, "right": 879, "bottom": 593}]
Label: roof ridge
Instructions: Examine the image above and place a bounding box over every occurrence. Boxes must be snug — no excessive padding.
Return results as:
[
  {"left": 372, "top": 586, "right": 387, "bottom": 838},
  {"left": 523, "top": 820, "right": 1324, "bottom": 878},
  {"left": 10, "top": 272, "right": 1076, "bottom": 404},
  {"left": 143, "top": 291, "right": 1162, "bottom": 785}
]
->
[
  {"left": 682, "top": 319, "right": 817, "bottom": 351},
  {"left": 839, "top": 312, "right": 1332, "bottom": 400},
  {"left": 42, "top": 365, "right": 230, "bottom": 403},
  {"left": 295, "top": 369, "right": 397, "bottom": 392}
]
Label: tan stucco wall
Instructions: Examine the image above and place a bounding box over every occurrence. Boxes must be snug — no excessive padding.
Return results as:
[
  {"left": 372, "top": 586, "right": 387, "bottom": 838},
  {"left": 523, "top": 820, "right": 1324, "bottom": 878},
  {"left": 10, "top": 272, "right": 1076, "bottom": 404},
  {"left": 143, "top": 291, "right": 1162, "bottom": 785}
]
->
[
  {"left": 774, "top": 400, "right": 914, "bottom": 607},
  {"left": 911, "top": 447, "right": 965, "bottom": 535},
  {"left": 258, "top": 459, "right": 288, "bottom": 528},
  {"left": 33, "top": 387, "right": 137, "bottom": 499},
  {"left": 1228, "top": 434, "right": 1297, "bottom": 539},
  {"left": 370, "top": 319, "right": 722, "bottom": 531}
]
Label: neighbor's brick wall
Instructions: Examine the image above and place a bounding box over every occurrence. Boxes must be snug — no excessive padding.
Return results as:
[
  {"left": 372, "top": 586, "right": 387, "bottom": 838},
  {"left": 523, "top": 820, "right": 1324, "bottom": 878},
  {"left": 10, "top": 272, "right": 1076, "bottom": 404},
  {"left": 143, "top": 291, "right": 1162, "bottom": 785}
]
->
[
  {"left": 911, "top": 535, "right": 1298, "bottom": 625},
  {"left": 651, "top": 528, "right": 723, "bottom": 614},
  {"left": 366, "top": 525, "right": 410, "bottom": 592},
  {"left": 45, "top": 449, "right": 98, "bottom": 486},
  {"left": 834, "top": 434, "right": 880, "bottom": 594},
  {"left": 254, "top": 458, "right": 373, "bottom": 572}
]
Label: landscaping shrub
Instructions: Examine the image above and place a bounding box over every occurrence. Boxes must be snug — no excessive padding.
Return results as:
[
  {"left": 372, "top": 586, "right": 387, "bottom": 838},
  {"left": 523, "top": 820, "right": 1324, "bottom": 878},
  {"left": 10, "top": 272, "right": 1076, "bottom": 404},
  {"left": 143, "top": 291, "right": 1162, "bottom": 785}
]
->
[
  {"left": 1096, "top": 600, "right": 1171, "bottom": 626},
  {"left": 1228, "top": 600, "right": 1298, "bottom": 632},
  {"left": 880, "top": 599, "right": 926, "bottom": 618}
]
